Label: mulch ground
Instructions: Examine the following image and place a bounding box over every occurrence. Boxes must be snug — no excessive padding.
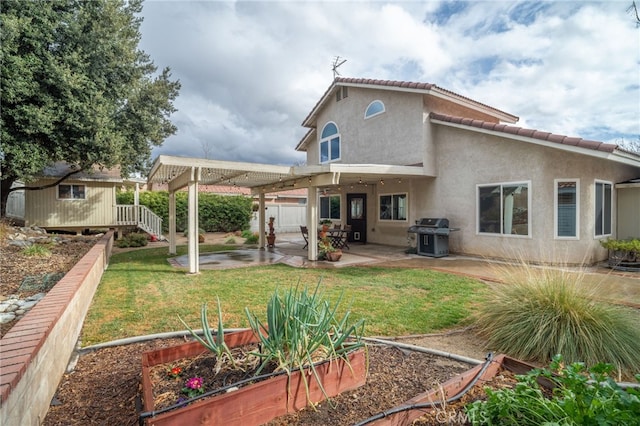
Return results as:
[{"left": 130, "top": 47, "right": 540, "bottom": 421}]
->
[
  {"left": 0, "top": 221, "right": 483, "bottom": 425},
  {"left": 43, "top": 339, "right": 473, "bottom": 426}
]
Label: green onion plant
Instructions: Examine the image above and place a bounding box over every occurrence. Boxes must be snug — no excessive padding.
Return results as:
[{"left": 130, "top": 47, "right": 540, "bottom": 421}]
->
[
  {"left": 179, "top": 297, "right": 237, "bottom": 373},
  {"left": 245, "top": 282, "right": 365, "bottom": 406}
]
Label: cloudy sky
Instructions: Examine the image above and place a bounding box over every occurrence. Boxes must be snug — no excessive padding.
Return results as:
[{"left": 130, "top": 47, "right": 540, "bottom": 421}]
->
[{"left": 138, "top": 1, "right": 640, "bottom": 165}]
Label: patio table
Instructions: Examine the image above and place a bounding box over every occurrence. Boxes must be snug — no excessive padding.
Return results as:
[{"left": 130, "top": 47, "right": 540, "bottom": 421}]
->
[{"left": 320, "top": 229, "right": 350, "bottom": 250}]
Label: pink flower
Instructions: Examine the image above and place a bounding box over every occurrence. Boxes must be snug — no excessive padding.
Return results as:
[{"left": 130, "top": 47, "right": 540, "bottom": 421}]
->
[{"left": 185, "top": 377, "right": 203, "bottom": 390}]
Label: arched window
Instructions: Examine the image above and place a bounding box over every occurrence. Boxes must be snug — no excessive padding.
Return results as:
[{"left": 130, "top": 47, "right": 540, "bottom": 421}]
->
[
  {"left": 320, "top": 122, "right": 340, "bottom": 163},
  {"left": 364, "top": 100, "right": 385, "bottom": 119}
]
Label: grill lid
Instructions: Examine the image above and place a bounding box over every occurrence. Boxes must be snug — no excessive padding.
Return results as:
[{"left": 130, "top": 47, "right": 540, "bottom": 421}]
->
[
  {"left": 407, "top": 218, "right": 450, "bottom": 234},
  {"left": 415, "top": 218, "right": 449, "bottom": 228}
]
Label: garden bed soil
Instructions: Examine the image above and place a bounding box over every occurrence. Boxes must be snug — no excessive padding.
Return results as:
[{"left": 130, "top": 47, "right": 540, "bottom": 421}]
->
[
  {"left": 44, "top": 338, "right": 480, "bottom": 425},
  {"left": 0, "top": 222, "right": 100, "bottom": 338}
]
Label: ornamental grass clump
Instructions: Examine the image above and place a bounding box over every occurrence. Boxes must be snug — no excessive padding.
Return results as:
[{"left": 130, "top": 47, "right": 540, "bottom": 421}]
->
[{"left": 475, "top": 262, "right": 640, "bottom": 376}]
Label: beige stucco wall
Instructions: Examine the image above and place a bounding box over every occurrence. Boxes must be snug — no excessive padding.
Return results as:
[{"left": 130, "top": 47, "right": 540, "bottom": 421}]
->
[
  {"left": 308, "top": 88, "right": 424, "bottom": 166},
  {"left": 301, "top": 84, "right": 638, "bottom": 263},
  {"left": 616, "top": 186, "right": 640, "bottom": 239},
  {"left": 24, "top": 179, "right": 116, "bottom": 228},
  {"left": 426, "top": 125, "right": 638, "bottom": 264}
]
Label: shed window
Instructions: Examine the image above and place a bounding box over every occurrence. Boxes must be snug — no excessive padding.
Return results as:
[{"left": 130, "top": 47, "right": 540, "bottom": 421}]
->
[{"left": 58, "top": 184, "right": 86, "bottom": 200}]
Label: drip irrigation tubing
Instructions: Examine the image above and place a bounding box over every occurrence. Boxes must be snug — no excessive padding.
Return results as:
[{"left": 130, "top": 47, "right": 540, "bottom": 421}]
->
[
  {"left": 352, "top": 352, "right": 495, "bottom": 426},
  {"left": 78, "top": 328, "right": 250, "bottom": 354},
  {"left": 137, "top": 367, "right": 291, "bottom": 425},
  {"left": 137, "top": 352, "right": 358, "bottom": 425},
  {"left": 362, "top": 337, "right": 483, "bottom": 365},
  {"left": 82, "top": 330, "right": 639, "bottom": 425}
]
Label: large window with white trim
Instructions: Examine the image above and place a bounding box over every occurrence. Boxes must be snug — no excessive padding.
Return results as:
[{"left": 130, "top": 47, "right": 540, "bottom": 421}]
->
[
  {"left": 594, "top": 181, "right": 612, "bottom": 237},
  {"left": 320, "top": 195, "right": 340, "bottom": 220},
  {"left": 555, "top": 179, "right": 579, "bottom": 238},
  {"left": 478, "top": 182, "right": 530, "bottom": 235},
  {"left": 319, "top": 122, "right": 340, "bottom": 163},
  {"left": 379, "top": 193, "right": 407, "bottom": 221}
]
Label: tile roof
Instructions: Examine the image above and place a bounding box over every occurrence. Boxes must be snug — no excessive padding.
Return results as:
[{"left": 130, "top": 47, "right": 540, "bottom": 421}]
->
[
  {"left": 301, "top": 77, "right": 517, "bottom": 128},
  {"left": 41, "top": 162, "right": 123, "bottom": 181},
  {"left": 429, "top": 112, "right": 618, "bottom": 154}
]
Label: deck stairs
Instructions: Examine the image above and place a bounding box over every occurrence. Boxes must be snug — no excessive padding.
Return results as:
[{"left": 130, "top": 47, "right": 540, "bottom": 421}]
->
[{"left": 115, "top": 204, "right": 165, "bottom": 240}]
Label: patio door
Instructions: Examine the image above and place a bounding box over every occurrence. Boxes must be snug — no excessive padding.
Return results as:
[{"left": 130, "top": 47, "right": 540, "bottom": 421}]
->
[{"left": 347, "top": 193, "right": 366, "bottom": 243}]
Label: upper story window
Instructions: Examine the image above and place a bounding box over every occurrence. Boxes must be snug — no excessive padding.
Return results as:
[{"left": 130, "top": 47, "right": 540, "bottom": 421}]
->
[
  {"left": 58, "top": 184, "right": 86, "bottom": 200},
  {"left": 336, "top": 86, "right": 348, "bottom": 101},
  {"left": 555, "top": 179, "right": 579, "bottom": 239},
  {"left": 364, "top": 100, "right": 385, "bottom": 119},
  {"left": 477, "top": 181, "right": 530, "bottom": 236},
  {"left": 594, "top": 180, "right": 612, "bottom": 237},
  {"left": 320, "top": 122, "right": 340, "bottom": 163}
]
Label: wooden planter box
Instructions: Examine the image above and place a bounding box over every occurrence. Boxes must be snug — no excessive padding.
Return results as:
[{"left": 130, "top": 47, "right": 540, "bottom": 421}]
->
[
  {"left": 367, "top": 354, "right": 544, "bottom": 426},
  {"left": 140, "top": 329, "right": 367, "bottom": 426}
]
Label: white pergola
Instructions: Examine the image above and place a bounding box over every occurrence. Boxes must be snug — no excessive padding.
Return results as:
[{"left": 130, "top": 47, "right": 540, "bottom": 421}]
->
[{"left": 147, "top": 155, "right": 427, "bottom": 273}]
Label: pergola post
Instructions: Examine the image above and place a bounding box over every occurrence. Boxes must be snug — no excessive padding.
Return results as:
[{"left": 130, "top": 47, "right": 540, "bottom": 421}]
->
[
  {"left": 258, "top": 192, "right": 266, "bottom": 250},
  {"left": 168, "top": 190, "right": 176, "bottom": 255},
  {"left": 307, "top": 186, "right": 319, "bottom": 260},
  {"left": 187, "top": 167, "right": 200, "bottom": 274}
]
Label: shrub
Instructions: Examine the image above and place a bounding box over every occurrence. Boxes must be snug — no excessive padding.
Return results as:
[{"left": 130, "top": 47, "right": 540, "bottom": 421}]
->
[
  {"left": 116, "top": 190, "right": 253, "bottom": 233},
  {"left": 242, "top": 231, "right": 259, "bottom": 244},
  {"left": 475, "top": 262, "right": 640, "bottom": 375},
  {"left": 116, "top": 233, "right": 149, "bottom": 248},
  {"left": 466, "top": 355, "right": 640, "bottom": 425},
  {"left": 22, "top": 244, "right": 52, "bottom": 257}
]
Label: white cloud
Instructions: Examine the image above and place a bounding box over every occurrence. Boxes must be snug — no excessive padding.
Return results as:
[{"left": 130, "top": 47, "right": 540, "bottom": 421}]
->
[{"left": 139, "top": 0, "right": 640, "bottom": 163}]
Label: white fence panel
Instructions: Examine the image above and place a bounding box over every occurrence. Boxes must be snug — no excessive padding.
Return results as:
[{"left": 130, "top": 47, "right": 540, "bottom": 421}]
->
[{"left": 250, "top": 204, "right": 306, "bottom": 234}]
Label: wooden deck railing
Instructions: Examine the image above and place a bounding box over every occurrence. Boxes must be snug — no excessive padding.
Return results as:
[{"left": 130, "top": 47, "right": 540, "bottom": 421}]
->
[{"left": 115, "top": 205, "right": 164, "bottom": 240}]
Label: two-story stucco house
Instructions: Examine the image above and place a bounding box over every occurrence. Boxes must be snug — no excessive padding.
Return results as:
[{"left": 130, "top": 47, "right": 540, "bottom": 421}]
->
[
  {"left": 294, "top": 78, "right": 640, "bottom": 265},
  {"left": 148, "top": 77, "right": 640, "bottom": 272}
]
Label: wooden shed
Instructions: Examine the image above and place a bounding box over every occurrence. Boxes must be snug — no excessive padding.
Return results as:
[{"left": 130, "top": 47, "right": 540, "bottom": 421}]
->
[{"left": 6, "top": 163, "right": 162, "bottom": 237}]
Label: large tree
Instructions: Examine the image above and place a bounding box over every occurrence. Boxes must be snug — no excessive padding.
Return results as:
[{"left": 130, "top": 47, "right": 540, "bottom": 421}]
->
[{"left": 0, "top": 0, "right": 180, "bottom": 215}]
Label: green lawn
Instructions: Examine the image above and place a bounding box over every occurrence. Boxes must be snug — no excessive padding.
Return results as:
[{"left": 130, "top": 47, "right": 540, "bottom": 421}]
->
[{"left": 81, "top": 245, "right": 489, "bottom": 345}]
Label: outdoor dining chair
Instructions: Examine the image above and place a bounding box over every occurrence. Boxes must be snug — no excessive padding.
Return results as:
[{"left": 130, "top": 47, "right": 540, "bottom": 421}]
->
[{"left": 300, "top": 226, "right": 309, "bottom": 249}]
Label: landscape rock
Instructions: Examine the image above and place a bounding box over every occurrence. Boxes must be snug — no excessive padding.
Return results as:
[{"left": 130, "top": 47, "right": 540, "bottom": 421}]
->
[{"left": 0, "top": 312, "right": 16, "bottom": 324}]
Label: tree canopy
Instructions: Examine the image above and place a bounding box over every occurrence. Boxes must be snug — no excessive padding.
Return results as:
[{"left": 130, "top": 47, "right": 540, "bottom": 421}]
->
[{"left": 0, "top": 0, "right": 180, "bottom": 214}]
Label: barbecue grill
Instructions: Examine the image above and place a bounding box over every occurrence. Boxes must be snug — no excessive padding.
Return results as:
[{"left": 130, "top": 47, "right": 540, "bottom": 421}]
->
[{"left": 407, "top": 218, "right": 456, "bottom": 258}]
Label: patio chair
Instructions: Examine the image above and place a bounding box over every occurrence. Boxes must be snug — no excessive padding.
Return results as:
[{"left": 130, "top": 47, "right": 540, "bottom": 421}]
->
[
  {"left": 300, "top": 226, "right": 309, "bottom": 249},
  {"left": 341, "top": 225, "right": 351, "bottom": 250}
]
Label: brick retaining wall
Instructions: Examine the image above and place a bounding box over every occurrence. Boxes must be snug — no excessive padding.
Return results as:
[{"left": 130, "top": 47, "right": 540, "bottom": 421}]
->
[{"left": 0, "top": 231, "right": 114, "bottom": 425}]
